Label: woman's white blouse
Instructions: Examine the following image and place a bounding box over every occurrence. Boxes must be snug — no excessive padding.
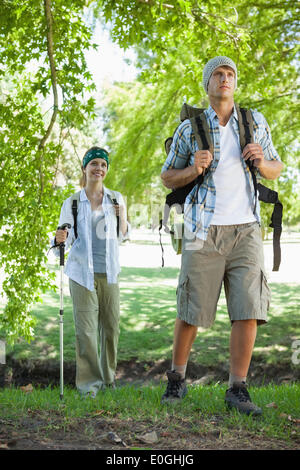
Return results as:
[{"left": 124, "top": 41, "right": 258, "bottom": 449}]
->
[{"left": 52, "top": 187, "right": 130, "bottom": 291}]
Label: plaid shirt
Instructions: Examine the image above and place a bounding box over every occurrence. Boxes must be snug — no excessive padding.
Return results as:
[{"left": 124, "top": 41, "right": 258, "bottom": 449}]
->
[{"left": 161, "top": 104, "right": 281, "bottom": 240}]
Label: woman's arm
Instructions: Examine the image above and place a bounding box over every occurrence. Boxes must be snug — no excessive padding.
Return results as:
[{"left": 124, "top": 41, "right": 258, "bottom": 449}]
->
[
  {"left": 115, "top": 193, "right": 131, "bottom": 239},
  {"left": 51, "top": 198, "right": 74, "bottom": 252}
]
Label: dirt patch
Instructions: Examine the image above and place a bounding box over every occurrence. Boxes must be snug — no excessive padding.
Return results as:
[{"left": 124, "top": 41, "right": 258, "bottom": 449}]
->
[
  {"left": 1, "top": 411, "right": 299, "bottom": 451},
  {"left": 1, "top": 356, "right": 300, "bottom": 389},
  {"left": 1, "top": 358, "right": 299, "bottom": 451}
]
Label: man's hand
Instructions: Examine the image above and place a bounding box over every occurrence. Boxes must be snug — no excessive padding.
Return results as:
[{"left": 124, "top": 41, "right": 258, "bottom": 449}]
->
[
  {"left": 161, "top": 150, "right": 213, "bottom": 189},
  {"left": 242, "top": 143, "right": 265, "bottom": 169},
  {"left": 242, "top": 143, "right": 283, "bottom": 180},
  {"left": 194, "top": 150, "right": 213, "bottom": 175}
]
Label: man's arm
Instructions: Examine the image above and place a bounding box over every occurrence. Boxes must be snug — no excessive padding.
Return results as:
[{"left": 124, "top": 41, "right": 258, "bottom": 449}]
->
[
  {"left": 161, "top": 166, "right": 200, "bottom": 189},
  {"left": 257, "top": 159, "right": 283, "bottom": 180},
  {"left": 161, "top": 150, "right": 213, "bottom": 189},
  {"left": 242, "top": 143, "right": 284, "bottom": 180}
]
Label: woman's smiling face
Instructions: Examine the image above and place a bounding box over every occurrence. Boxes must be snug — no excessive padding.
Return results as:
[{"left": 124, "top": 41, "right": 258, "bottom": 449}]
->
[{"left": 85, "top": 158, "right": 108, "bottom": 183}]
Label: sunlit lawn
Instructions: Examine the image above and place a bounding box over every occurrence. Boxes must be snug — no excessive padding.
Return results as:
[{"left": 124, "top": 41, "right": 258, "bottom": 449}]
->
[
  {"left": 1, "top": 261, "right": 300, "bottom": 447},
  {"left": 1, "top": 382, "right": 300, "bottom": 443},
  {"left": 4, "top": 265, "right": 300, "bottom": 369}
]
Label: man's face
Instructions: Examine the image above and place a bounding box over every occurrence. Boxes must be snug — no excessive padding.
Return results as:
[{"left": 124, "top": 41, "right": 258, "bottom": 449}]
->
[{"left": 207, "top": 65, "right": 235, "bottom": 99}]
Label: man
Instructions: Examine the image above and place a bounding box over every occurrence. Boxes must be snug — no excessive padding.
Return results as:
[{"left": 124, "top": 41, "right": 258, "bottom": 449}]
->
[{"left": 160, "top": 56, "right": 283, "bottom": 415}]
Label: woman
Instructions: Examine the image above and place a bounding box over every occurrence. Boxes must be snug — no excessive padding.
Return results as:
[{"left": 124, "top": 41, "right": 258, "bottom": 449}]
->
[{"left": 53, "top": 146, "right": 130, "bottom": 397}]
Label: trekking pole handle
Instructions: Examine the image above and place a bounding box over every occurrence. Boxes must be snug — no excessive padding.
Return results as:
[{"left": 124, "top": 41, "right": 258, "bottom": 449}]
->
[
  {"left": 57, "top": 223, "right": 71, "bottom": 266},
  {"left": 57, "top": 223, "right": 71, "bottom": 231}
]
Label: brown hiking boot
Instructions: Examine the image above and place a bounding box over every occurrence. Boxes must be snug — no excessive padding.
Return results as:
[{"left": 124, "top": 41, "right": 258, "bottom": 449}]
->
[
  {"left": 161, "top": 370, "right": 188, "bottom": 404},
  {"left": 225, "top": 382, "right": 262, "bottom": 416}
]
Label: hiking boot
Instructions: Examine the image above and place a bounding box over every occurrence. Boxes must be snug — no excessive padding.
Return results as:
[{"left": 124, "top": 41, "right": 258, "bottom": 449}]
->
[
  {"left": 83, "top": 390, "right": 97, "bottom": 399},
  {"left": 103, "top": 382, "right": 116, "bottom": 390},
  {"left": 225, "top": 382, "right": 262, "bottom": 416},
  {"left": 161, "top": 370, "right": 187, "bottom": 404}
]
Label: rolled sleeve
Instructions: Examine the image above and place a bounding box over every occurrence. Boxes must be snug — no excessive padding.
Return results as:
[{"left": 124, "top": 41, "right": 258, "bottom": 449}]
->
[
  {"left": 50, "top": 197, "right": 74, "bottom": 256},
  {"left": 161, "top": 120, "right": 193, "bottom": 173},
  {"left": 121, "top": 221, "right": 131, "bottom": 242},
  {"left": 116, "top": 192, "right": 131, "bottom": 242},
  {"left": 253, "top": 111, "right": 281, "bottom": 162}
]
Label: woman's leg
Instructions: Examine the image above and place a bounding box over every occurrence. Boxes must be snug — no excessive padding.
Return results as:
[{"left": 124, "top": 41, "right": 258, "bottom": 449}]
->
[
  {"left": 69, "top": 278, "right": 103, "bottom": 394},
  {"left": 95, "top": 274, "right": 120, "bottom": 386}
]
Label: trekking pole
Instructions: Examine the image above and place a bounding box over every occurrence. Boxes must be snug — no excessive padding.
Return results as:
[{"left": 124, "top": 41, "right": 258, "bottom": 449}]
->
[{"left": 57, "top": 223, "right": 71, "bottom": 400}]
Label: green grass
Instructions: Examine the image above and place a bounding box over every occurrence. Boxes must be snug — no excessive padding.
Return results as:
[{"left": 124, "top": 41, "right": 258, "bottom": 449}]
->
[
  {"left": 1, "top": 261, "right": 300, "bottom": 448},
  {"left": 3, "top": 265, "right": 300, "bottom": 369},
  {"left": 0, "top": 383, "right": 299, "bottom": 442}
]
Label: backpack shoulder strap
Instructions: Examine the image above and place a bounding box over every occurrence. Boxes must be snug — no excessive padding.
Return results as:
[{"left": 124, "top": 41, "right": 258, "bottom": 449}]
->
[
  {"left": 236, "top": 104, "right": 258, "bottom": 215},
  {"left": 257, "top": 183, "right": 283, "bottom": 271},
  {"left": 235, "top": 104, "right": 254, "bottom": 149},
  {"left": 70, "top": 191, "right": 81, "bottom": 239},
  {"left": 180, "top": 103, "right": 213, "bottom": 153},
  {"left": 106, "top": 189, "right": 118, "bottom": 205},
  {"left": 190, "top": 114, "right": 213, "bottom": 152},
  {"left": 180, "top": 103, "right": 204, "bottom": 121},
  {"left": 160, "top": 104, "right": 211, "bottom": 267},
  {"left": 235, "top": 105, "right": 282, "bottom": 271}
]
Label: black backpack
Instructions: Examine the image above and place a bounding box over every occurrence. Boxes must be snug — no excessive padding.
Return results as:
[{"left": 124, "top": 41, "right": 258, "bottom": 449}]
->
[{"left": 159, "top": 103, "right": 283, "bottom": 271}]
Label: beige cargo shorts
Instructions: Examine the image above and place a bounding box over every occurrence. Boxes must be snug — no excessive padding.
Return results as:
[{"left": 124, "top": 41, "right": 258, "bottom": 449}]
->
[{"left": 177, "top": 222, "right": 271, "bottom": 328}]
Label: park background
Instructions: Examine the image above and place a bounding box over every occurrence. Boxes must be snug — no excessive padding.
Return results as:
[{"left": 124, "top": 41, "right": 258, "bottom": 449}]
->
[{"left": 0, "top": 0, "right": 299, "bottom": 451}]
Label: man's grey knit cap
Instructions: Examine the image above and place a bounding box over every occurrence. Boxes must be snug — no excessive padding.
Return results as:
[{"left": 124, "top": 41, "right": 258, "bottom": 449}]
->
[{"left": 202, "top": 56, "right": 237, "bottom": 93}]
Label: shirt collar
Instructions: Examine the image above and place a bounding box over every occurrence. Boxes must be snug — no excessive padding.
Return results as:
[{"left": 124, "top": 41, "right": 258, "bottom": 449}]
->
[
  {"left": 206, "top": 103, "right": 238, "bottom": 122},
  {"left": 80, "top": 188, "right": 88, "bottom": 201},
  {"left": 80, "top": 185, "right": 112, "bottom": 202}
]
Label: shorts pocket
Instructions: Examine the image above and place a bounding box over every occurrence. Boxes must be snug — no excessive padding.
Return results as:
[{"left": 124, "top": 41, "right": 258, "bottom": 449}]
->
[{"left": 260, "top": 271, "right": 271, "bottom": 314}]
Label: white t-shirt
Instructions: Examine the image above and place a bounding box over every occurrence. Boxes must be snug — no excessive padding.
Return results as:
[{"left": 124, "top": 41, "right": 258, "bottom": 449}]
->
[
  {"left": 210, "top": 121, "right": 256, "bottom": 225},
  {"left": 91, "top": 208, "right": 106, "bottom": 273}
]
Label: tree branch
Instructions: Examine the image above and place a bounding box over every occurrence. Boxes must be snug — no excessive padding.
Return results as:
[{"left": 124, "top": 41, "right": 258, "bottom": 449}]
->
[
  {"left": 192, "top": 8, "right": 248, "bottom": 31},
  {"left": 137, "top": 0, "right": 174, "bottom": 9},
  {"left": 64, "top": 126, "right": 83, "bottom": 167},
  {"left": 192, "top": 10, "right": 240, "bottom": 47},
  {"left": 259, "top": 18, "right": 297, "bottom": 32},
  {"left": 241, "top": 1, "right": 297, "bottom": 9},
  {"left": 39, "top": 0, "right": 58, "bottom": 152},
  {"left": 243, "top": 92, "right": 295, "bottom": 108}
]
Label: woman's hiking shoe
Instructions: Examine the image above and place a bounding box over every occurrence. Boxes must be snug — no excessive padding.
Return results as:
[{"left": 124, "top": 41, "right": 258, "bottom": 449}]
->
[
  {"left": 83, "top": 390, "right": 97, "bottom": 399},
  {"left": 161, "top": 370, "right": 187, "bottom": 404},
  {"left": 225, "top": 382, "right": 262, "bottom": 416}
]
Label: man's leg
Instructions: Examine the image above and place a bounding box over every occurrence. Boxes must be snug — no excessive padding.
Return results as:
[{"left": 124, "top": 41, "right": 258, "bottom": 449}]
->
[
  {"left": 161, "top": 318, "right": 198, "bottom": 404},
  {"left": 172, "top": 318, "right": 198, "bottom": 376},
  {"left": 229, "top": 319, "right": 257, "bottom": 383},
  {"left": 226, "top": 318, "right": 262, "bottom": 416},
  {"left": 224, "top": 223, "right": 269, "bottom": 415},
  {"left": 162, "top": 227, "right": 224, "bottom": 404}
]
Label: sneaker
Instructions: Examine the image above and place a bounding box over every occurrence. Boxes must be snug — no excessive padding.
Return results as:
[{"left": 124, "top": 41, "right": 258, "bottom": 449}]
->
[
  {"left": 83, "top": 390, "right": 97, "bottom": 399},
  {"left": 103, "top": 382, "right": 116, "bottom": 390},
  {"left": 161, "top": 370, "right": 187, "bottom": 404},
  {"left": 225, "top": 382, "right": 262, "bottom": 416}
]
